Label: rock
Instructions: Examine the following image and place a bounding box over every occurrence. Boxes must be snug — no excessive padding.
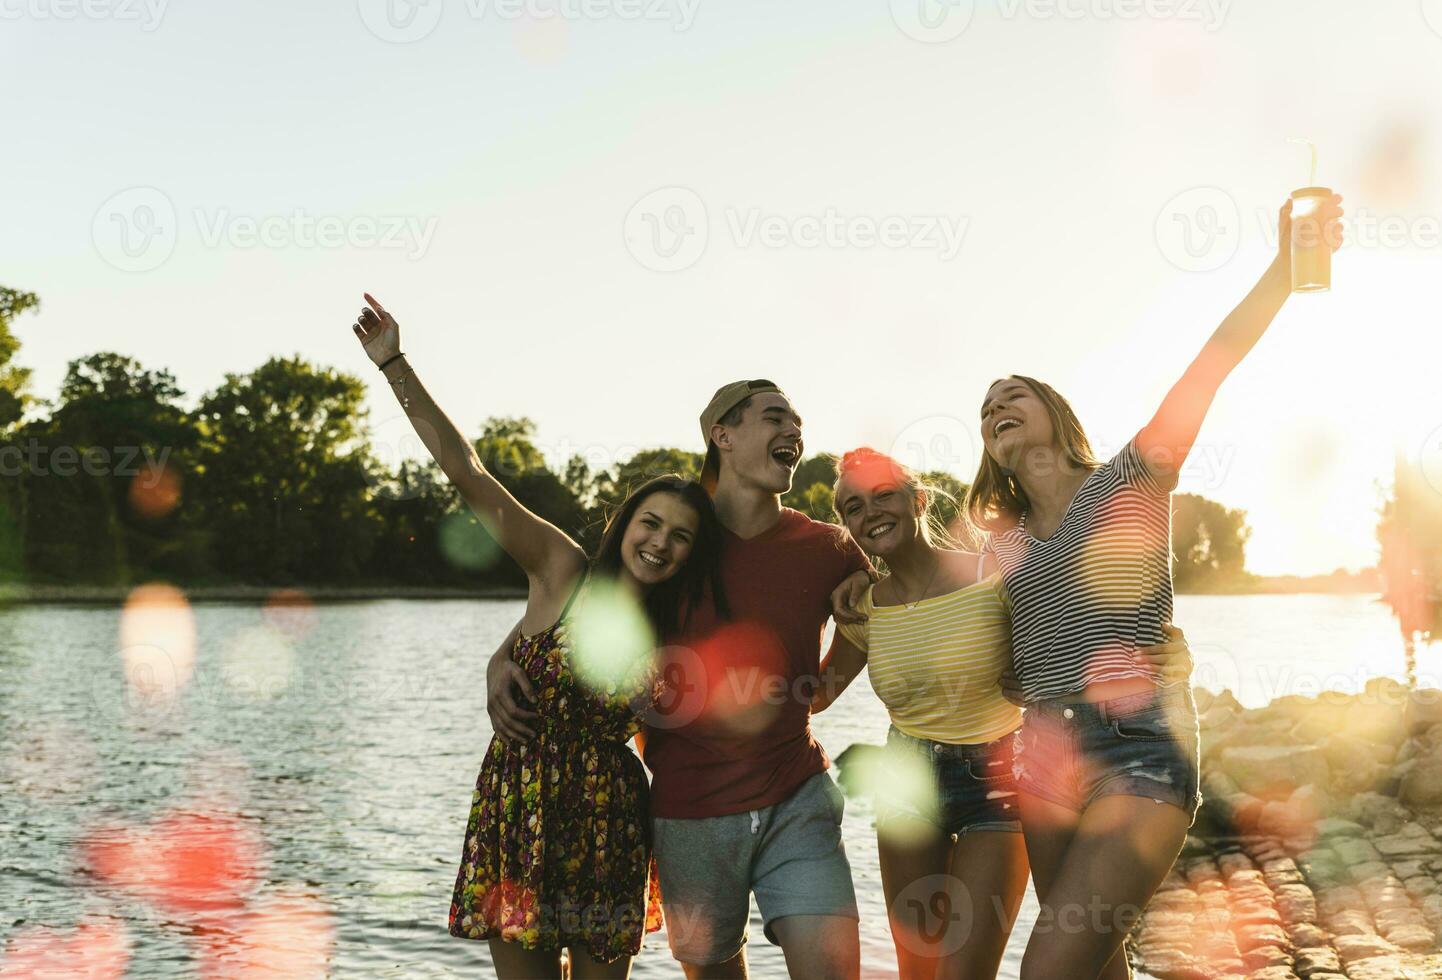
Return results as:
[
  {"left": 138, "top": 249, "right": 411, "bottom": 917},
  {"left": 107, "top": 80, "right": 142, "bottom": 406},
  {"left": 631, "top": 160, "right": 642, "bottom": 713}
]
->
[
  {"left": 1219, "top": 745, "right": 1330, "bottom": 798},
  {"left": 1406, "top": 875, "right": 1440, "bottom": 899},
  {"left": 1235, "top": 922, "right": 1290, "bottom": 951},
  {"left": 1287, "top": 922, "right": 1331, "bottom": 947},
  {"left": 1313, "top": 817, "right": 1364, "bottom": 838},
  {"left": 1388, "top": 923, "right": 1438, "bottom": 950},
  {"left": 1245, "top": 968, "right": 1301, "bottom": 980},
  {"left": 1408, "top": 688, "right": 1442, "bottom": 732},
  {"left": 1332, "top": 932, "right": 1401, "bottom": 964},
  {"left": 1292, "top": 946, "right": 1343, "bottom": 976},
  {"left": 1399, "top": 752, "right": 1442, "bottom": 807},
  {"left": 1325, "top": 908, "right": 1377, "bottom": 935},
  {"left": 1376, "top": 828, "right": 1442, "bottom": 859},
  {"left": 1273, "top": 884, "right": 1318, "bottom": 924},
  {"left": 1240, "top": 944, "right": 1293, "bottom": 971}
]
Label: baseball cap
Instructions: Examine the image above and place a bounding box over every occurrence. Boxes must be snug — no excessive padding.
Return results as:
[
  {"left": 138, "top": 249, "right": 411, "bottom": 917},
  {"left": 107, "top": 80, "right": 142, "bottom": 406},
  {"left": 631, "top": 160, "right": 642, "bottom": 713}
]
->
[{"left": 698, "top": 379, "right": 785, "bottom": 490}]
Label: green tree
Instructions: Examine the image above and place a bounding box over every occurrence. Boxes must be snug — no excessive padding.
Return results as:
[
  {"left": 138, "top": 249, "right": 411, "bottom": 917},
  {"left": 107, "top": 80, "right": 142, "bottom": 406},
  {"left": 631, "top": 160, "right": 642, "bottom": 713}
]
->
[
  {"left": 0, "top": 286, "right": 37, "bottom": 430},
  {"left": 1171, "top": 493, "right": 1252, "bottom": 591},
  {"left": 19, "top": 353, "right": 201, "bottom": 584},
  {"left": 193, "top": 356, "right": 376, "bottom": 583}
]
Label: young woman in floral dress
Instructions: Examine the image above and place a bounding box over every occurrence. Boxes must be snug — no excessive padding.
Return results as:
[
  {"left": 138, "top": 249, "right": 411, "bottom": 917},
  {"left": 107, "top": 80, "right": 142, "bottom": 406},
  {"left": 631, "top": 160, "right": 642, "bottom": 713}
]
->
[{"left": 350, "top": 294, "right": 728, "bottom": 979}]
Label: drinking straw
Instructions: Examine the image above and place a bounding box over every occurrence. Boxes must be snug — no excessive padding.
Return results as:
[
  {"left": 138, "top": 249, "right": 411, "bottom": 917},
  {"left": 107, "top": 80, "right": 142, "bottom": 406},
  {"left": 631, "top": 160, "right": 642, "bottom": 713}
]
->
[{"left": 1288, "top": 137, "right": 1318, "bottom": 186}]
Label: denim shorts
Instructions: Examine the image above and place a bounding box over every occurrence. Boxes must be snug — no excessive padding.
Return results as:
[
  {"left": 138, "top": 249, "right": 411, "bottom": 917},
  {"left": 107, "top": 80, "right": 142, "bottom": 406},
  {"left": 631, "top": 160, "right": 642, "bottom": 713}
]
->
[
  {"left": 1012, "top": 684, "right": 1202, "bottom": 825},
  {"left": 878, "top": 727, "right": 1023, "bottom": 838}
]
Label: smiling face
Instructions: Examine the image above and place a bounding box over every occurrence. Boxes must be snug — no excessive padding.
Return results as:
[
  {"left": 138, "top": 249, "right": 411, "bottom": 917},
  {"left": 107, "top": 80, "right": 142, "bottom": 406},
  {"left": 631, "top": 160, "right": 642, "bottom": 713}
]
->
[
  {"left": 835, "top": 457, "right": 925, "bottom": 561},
  {"left": 979, "top": 377, "right": 1057, "bottom": 472},
  {"left": 713, "top": 392, "right": 803, "bottom": 494},
  {"left": 618, "top": 491, "right": 701, "bottom": 588}
]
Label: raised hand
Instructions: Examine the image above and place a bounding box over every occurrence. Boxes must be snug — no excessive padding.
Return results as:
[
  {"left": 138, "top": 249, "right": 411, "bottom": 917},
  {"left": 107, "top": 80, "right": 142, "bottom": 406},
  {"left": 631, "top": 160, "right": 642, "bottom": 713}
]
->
[
  {"left": 1277, "top": 192, "right": 1345, "bottom": 273},
  {"left": 351, "top": 293, "right": 402, "bottom": 368}
]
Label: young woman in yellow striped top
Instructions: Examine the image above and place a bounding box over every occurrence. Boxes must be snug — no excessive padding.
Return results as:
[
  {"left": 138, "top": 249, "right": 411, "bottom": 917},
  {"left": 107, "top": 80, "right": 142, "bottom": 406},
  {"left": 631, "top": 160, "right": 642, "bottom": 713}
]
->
[{"left": 814, "top": 448, "right": 1188, "bottom": 980}]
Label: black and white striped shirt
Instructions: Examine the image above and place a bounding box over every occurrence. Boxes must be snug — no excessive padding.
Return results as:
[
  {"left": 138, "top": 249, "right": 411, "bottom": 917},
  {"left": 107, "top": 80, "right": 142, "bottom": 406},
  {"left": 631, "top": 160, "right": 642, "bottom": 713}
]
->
[{"left": 984, "top": 438, "right": 1173, "bottom": 702}]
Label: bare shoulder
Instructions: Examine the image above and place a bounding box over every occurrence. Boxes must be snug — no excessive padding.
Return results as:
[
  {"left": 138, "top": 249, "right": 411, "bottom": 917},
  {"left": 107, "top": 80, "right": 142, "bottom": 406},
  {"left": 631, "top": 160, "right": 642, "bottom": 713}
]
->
[{"left": 938, "top": 547, "right": 989, "bottom": 586}]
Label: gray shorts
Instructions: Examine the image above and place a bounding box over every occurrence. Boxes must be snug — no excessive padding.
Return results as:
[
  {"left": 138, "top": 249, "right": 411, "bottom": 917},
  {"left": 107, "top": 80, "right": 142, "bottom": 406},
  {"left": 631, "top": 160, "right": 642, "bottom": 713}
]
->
[{"left": 651, "top": 771, "right": 859, "bottom": 965}]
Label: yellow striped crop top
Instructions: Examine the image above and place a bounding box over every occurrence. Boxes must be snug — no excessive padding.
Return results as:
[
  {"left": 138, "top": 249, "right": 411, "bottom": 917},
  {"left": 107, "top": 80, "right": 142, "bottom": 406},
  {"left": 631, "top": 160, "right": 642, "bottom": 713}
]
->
[{"left": 835, "top": 570, "right": 1021, "bottom": 744}]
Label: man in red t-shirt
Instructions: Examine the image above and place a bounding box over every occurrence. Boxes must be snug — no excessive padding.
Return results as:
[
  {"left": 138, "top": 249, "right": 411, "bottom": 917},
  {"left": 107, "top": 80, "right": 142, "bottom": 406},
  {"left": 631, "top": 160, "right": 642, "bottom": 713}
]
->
[
  {"left": 488, "top": 381, "right": 868, "bottom": 980},
  {"left": 638, "top": 381, "right": 868, "bottom": 979}
]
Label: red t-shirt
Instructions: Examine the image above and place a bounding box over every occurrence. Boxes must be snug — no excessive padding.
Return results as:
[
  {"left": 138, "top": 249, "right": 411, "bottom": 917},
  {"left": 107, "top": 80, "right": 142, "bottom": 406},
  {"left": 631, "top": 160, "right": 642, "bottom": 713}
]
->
[{"left": 641, "top": 508, "right": 869, "bottom": 819}]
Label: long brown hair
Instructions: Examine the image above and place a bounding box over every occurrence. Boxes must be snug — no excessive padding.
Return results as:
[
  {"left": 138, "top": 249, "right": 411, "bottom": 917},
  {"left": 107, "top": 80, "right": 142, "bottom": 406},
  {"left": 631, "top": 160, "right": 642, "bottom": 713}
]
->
[{"left": 963, "top": 375, "right": 1100, "bottom": 533}]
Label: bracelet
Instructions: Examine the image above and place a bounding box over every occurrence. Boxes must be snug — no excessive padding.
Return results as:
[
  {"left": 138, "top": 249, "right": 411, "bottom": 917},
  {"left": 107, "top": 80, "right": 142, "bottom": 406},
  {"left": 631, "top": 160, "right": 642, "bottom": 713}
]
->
[
  {"left": 378, "top": 352, "right": 406, "bottom": 373},
  {"left": 387, "top": 363, "right": 414, "bottom": 408}
]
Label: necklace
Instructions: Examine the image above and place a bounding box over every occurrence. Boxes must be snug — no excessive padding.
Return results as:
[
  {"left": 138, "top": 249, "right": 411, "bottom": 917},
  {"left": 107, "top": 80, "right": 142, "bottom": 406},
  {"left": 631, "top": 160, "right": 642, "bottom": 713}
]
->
[{"left": 901, "top": 556, "right": 941, "bottom": 610}]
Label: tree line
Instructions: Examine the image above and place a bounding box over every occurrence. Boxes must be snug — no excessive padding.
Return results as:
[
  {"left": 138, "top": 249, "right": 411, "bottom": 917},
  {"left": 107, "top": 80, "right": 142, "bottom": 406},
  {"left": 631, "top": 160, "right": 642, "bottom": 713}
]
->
[{"left": 0, "top": 284, "right": 1256, "bottom": 592}]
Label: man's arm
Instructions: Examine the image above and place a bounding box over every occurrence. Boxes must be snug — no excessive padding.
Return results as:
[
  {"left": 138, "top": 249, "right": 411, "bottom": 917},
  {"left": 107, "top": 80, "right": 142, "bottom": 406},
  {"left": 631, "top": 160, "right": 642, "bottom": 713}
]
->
[{"left": 486, "top": 620, "right": 537, "bottom": 744}]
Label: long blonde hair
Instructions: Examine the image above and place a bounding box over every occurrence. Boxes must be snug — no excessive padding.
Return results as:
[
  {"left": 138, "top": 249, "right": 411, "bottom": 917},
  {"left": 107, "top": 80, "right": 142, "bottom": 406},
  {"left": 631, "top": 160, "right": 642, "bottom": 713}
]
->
[
  {"left": 963, "top": 375, "right": 1100, "bottom": 533},
  {"left": 833, "top": 448, "right": 969, "bottom": 554}
]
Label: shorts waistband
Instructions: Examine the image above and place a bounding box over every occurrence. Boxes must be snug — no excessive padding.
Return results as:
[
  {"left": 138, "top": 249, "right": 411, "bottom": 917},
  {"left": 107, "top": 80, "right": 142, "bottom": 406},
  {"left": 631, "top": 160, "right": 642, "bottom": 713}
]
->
[
  {"left": 1026, "top": 683, "right": 1194, "bottom": 723},
  {"left": 885, "top": 726, "right": 1016, "bottom": 759}
]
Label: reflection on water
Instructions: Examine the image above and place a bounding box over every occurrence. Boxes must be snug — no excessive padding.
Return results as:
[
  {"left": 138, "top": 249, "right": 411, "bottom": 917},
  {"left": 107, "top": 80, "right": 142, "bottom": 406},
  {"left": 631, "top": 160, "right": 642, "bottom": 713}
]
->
[{"left": 0, "top": 594, "right": 1406, "bottom": 977}]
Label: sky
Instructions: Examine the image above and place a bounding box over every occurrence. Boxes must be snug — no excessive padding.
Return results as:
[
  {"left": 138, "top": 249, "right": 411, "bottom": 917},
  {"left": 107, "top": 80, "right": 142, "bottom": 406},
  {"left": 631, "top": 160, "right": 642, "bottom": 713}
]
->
[{"left": 3, "top": 0, "right": 1441, "bottom": 576}]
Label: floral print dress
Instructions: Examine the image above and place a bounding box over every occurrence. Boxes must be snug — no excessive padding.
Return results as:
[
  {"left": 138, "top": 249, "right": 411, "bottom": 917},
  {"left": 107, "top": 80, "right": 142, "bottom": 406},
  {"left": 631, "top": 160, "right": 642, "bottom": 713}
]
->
[{"left": 448, "top": 580, "right": 663, "bottom": 963}]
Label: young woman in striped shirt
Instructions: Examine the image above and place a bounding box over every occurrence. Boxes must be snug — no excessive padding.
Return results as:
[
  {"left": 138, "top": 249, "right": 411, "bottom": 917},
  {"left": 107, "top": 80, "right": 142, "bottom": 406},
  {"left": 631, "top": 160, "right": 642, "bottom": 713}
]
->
[
  {"left": 967, "top": 192, "right": 1344, "bottom": 979},
  {"left": 815, "top": 449, "right": 1189, "bottom": 980}
]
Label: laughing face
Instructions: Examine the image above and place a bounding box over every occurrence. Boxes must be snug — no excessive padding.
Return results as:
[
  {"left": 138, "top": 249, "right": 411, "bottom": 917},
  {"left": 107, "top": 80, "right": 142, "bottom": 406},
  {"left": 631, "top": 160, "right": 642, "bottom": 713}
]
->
[
  {"left": 619, "top": 491, "right": 700, "bottom": 588},
  {"left": 979, "top": 378, "right": 1056, "bottom": 472},
  {"left": 713, "top": 391, "right": 803, "bottom": 494},
  {"left": 836, "top": 467, "right": 924, "bottom": 561}
]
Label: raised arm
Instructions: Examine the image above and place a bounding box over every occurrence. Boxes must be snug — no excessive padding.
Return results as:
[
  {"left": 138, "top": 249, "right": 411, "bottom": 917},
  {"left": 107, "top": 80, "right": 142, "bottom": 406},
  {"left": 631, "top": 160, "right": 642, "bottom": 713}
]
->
[
  {"left": 812, "top": 630, "right": 868, "bottom": 713},
  {"left": 352, "top": 294, "right": 584, "bottom": 587},
  {"left": 1137, "top": 193, "right": 1344, "bottom": 486}
]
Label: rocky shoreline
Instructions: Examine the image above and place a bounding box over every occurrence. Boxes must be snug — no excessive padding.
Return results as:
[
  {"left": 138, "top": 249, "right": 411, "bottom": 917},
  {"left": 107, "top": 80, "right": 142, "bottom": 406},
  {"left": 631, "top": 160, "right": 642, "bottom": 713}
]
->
[{"left": 1130, "top": 680, "right": 1442, "bottom": 979}]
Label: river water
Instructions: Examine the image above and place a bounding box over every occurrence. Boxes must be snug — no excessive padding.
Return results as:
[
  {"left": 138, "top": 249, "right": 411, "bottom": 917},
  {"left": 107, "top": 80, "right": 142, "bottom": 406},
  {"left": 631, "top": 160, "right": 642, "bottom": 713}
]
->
[{"left": 0, "top": 593, "right": 1411, "bottom": 977}]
